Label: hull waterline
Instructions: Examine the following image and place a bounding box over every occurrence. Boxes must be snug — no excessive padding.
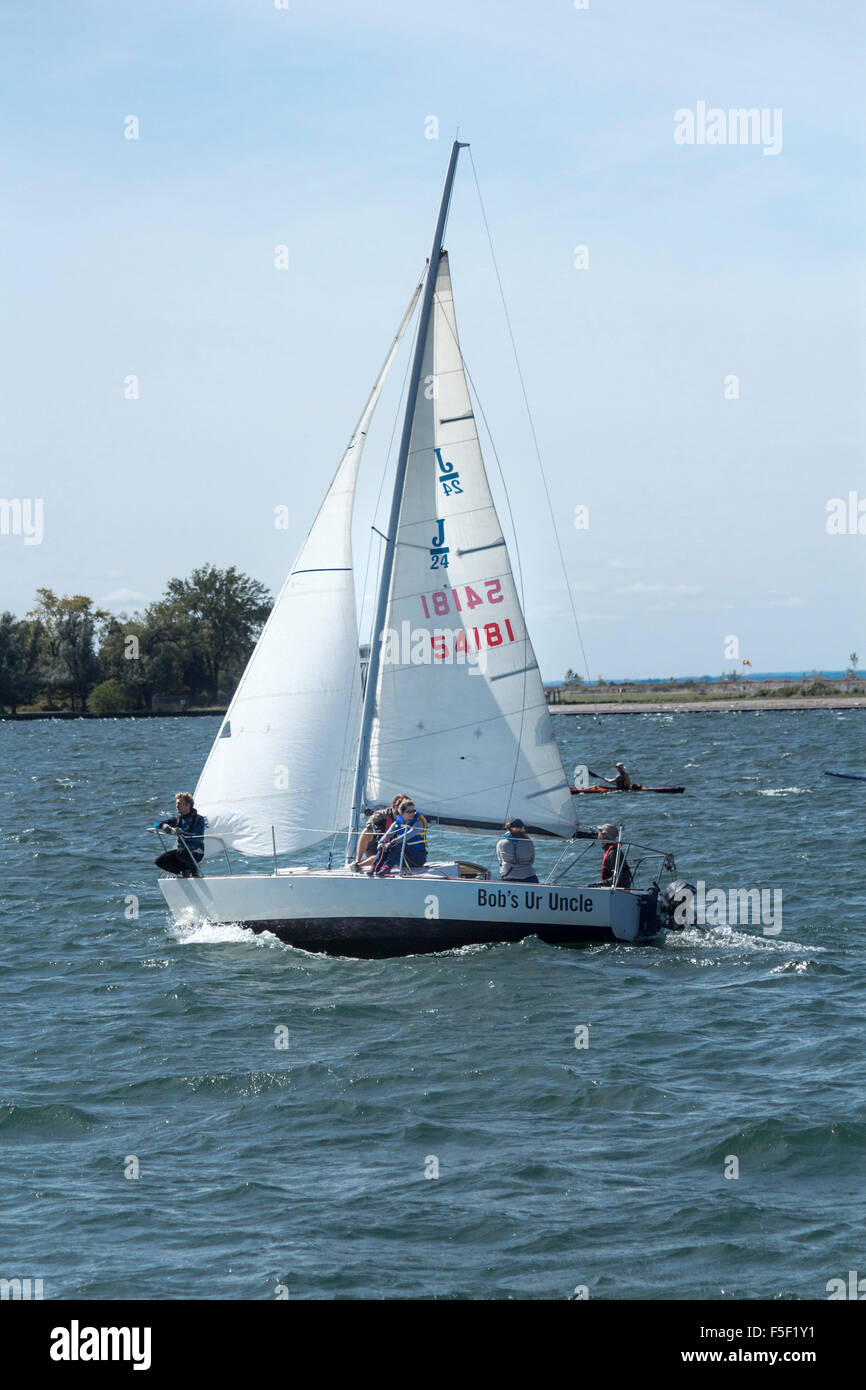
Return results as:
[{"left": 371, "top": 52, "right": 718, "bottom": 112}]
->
[{"left": 158, "top": 871, "right": 661, "bottom": 958}]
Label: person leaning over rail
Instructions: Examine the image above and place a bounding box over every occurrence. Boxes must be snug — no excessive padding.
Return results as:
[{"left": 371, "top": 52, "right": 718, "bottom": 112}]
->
[
  {"left": 496, "top": 818, "right": 539, "bottom": 884},
  {"left": 153, "top": 793, "right": 206, "bottom": 877}
]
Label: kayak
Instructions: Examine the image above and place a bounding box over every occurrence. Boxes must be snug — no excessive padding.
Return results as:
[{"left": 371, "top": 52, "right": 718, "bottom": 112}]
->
[
  {"left": 571, "top": 784, "right": 685, "bottom": 795},
  {"left": 824, "top": 771, "right": 866, "bottom": 781}
]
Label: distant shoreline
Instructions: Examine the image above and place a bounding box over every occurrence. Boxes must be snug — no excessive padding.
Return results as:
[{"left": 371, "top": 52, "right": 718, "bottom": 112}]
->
[
  {"left": 0, "top": 709, "right": 227, "bottom": 721},
  {"left": 3, "top": 697, "right": 865, "bottom": 721},
  {"left": 549, "top": 697, "right": 866, "bottom": 714}
]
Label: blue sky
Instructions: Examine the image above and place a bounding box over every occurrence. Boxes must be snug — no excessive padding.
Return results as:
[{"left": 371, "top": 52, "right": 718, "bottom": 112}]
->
[{"left": 1, "top": 0, "right": 863, "bottom": 678}]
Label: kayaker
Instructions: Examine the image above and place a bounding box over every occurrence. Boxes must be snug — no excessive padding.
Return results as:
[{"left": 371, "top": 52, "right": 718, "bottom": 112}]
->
[
  {"left": 594, "top": 822, "right": 633, "bottom": 889},
  {"left": 496, "top": 818, "right": 538, "bottom": 883},
  {"left": 371, "top": 799, "right": 428, "bottom": 874},
  {"left": 354, "top": 793, "right": 409, "bottom": 870},
  {"left": 153, "top": 793, "right": 206, "bottom": 877},
  {"left": 601, "top": 762, "right": 631, "bottom": 790}
]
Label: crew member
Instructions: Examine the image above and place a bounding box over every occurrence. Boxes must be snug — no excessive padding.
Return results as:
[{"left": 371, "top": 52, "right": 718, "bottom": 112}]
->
[
  {"left": 371, "top": 799, "right": 428, "bottom": 874},
  {"left": 496, "top": 818, "right": 538, "bottom": 883},
  {"left": 153, "top": 793, "right": 206, "bottom": 877},
  {"left": 354, "top": 794, "right": 408, "bottom": 870},
  {"left": 594, "top": 822, "right": 633, "bottom": 889}
]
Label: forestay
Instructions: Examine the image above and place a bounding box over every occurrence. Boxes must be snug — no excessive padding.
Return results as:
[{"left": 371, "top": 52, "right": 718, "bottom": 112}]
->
[
  {"left": 195, "top": 284, "right": 421, "bottom": 856},
  {"left": 365, "top": 252, "right": 577, "bottom": 838}
]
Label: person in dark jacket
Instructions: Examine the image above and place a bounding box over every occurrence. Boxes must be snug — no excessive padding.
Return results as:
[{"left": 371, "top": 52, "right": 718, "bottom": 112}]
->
[
  {"left": 353, "top": 793, "right": 408, "bottom": 870},
  {"left": 496, "top": 818, "right": 538, "bottom": 883},
  {"left": 601, "top": 762, "right": 631, "bottom": 790},
  {"left": 153, "top": 793, "right": 206, "bottom": 877}
]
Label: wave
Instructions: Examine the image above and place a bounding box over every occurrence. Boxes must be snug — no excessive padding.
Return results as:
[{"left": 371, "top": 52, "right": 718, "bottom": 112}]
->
[
  {"left": 757, "top": 787, "right": 809, "bottom": 796},
  {"left": 168, "top": 917, "right": 283, "bottom": 948},
  {"left": 0, "top": 1101, "right": 97, "bottom": 1142},
  {"left": 705, "top": 1116, "right": 866, "bottom": 1165}
]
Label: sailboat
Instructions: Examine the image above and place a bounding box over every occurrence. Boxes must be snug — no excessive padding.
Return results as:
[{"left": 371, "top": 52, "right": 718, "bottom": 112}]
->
[{"left": 156, "top": 142, "right": 675, "bottom": 956}]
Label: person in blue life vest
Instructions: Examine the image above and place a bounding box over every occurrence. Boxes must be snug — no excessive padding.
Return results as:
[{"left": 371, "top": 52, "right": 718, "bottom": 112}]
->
[
  {"left": 496, "top": 818, "right": 539, "bottom": 883},
  {"left": 153, "top": 792, "right": 206, "bottom": 877},
  {"left": 370, "top": 798, "right": 428, "bottom": 874}
]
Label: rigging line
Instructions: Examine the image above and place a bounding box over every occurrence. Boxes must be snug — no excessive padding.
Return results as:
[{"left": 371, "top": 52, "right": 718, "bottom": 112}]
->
[
  {"left": 432, "top": 284, "right": 532, "bottom": 825},
  {"left": 329, "top": 271, "right": 425, "bottom": 855},
  {"left": 357, "top": 273, "right": 426, "bottom": 658},
  {"left": 345, "top": 269, "right": 427, "bottom": 861},
  {"left": 468, "top": 147, "right": 591, "bottom": 683}
]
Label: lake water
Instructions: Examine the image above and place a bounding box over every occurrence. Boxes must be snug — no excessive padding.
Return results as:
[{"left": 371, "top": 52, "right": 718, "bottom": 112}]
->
[{"left": 1, "top": 709, "right": 864, "bottom": 1300}]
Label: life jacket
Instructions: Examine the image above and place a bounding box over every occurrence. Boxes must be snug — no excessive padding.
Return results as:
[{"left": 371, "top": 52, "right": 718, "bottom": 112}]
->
[
  {"left": 398, "top": 813, "right": 427, "bottom": 851},
  {"left": 602, "top": 841, "right": 632, "bottom": 888}
]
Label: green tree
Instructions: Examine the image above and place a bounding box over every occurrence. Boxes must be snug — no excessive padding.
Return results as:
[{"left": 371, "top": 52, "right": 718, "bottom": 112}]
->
[
  {"left": 27, "top": 590, "right": 109, "bottom": 712},
  {"left": 0, "top": 612, "right": 42, "bottom": 713},
  {"left": 88, "top": 678, "right": 139, "bottom": 715},
  {"left": 157, "top": 565, "right": 272, "bottom": 703},
  {"left": 848, "top": 651, "right": 859, "bottom": 676}
]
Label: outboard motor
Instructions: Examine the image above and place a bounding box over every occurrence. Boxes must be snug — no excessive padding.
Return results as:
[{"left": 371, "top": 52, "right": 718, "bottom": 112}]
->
[{"left": 657, "top": 880, "right": 699, "bottom": 931}]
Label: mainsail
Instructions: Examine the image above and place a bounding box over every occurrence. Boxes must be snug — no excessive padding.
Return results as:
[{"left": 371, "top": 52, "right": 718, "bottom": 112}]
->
[
  {"left": 364, "top": 252, "right": 577, "bottom": 838},
  {"left": 195, "top": 282, "right": 421, "bottom": 856}
]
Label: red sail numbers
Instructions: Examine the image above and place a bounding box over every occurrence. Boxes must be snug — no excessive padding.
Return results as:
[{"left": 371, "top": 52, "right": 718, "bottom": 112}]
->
[
  {"left": 420, "top": 579, "right": 503, "bottom": 618},
  {"left": 430, "top": 619, "right": 516, "bottom": 661},
  {"left": 419, "top": 580, "right": 517, "bottom": 661}
]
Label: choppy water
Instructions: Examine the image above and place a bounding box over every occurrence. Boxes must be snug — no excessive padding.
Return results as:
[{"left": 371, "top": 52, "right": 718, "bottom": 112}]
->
[{"left": 1, "top": 710, "right": 864, "bottom": 1300}]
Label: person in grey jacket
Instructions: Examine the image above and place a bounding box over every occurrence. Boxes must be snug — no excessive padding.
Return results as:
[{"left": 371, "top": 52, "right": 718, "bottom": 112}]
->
[{"left": 496, "top": 818, "right": 538, "bottom": 883}]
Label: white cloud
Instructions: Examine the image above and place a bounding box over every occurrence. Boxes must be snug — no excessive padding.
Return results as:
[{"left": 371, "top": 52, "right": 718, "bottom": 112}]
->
[
  {"left": 619, "top": 582, "right": 705, "bottom": 595},
  {"left": 101, "top": 588, "right": 147, "bottom": 606}
]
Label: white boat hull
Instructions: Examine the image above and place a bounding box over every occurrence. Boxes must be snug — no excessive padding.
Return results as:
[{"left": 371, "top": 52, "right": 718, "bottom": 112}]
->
[{"left": 158, "top": 869, "right": 661, "bottom": 957}]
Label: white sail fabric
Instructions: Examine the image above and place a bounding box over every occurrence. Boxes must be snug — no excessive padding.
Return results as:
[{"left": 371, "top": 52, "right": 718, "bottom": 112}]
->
[
  {"left": 366, "top": 253, "right": 577, "bottom": 838},
  {"left": 195, "top": 284, "right": 421, "bottom": 856}
]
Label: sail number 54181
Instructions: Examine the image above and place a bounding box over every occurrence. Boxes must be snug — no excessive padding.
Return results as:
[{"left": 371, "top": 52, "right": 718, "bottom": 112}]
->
[
  {"left": 431, "top": 620, "right": 516, "bottom": 660},
  {"left": 420, "top": 579, "right": 503, "bottom": 618}
]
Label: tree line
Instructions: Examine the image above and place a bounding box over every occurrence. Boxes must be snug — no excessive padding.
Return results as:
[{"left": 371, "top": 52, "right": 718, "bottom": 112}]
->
[{"left": 0, "top": 566, "right": 273, "bottom": 715}]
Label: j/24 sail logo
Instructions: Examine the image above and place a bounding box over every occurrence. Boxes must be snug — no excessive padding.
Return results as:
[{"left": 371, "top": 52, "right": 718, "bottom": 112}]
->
[
  {"left": 434, "top": 448, "right": 463, "bottom": 496},
  {"left": 430, "top": 518, "right": 449, "bottom": 569}
]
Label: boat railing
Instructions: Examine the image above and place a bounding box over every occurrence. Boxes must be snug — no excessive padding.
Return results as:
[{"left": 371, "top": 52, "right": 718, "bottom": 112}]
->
[
  {"left": 547, "top": 831, "right": 676, "bottom": 891},
  {"left": 150, "top": 823, "right": 676, "bottom": 891},
  {"left": 149, "top": 826, "right": 233, "bottom": 875}
]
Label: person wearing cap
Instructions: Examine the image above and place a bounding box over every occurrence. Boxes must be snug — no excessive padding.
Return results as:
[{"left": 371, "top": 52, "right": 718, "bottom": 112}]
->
[
  {"left": 496, "top": 818, "right": 538, "bottom": 883},
  {"left": 601, "top": 762, "right": 631, "bottom": 790},
  {"left": 592, "top": 822, "right": 633, "bottom": 889}
]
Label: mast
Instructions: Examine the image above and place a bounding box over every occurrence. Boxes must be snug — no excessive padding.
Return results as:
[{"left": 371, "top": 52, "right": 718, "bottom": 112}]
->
[{"left": 347, "top": 139, "right": 467, "bottom": 856}]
